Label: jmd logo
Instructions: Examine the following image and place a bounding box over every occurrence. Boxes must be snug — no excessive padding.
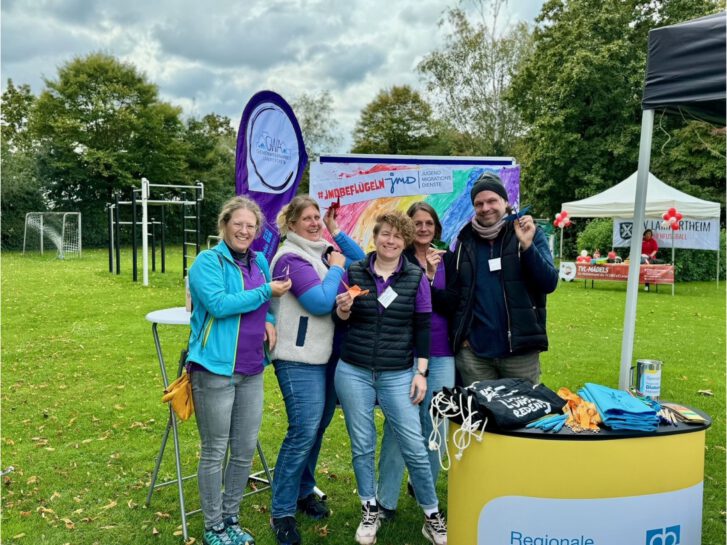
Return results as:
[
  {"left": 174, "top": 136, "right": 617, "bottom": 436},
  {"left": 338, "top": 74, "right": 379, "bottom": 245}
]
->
[{"left": 645, "top": 525, "right": 680, "bottom": 545}]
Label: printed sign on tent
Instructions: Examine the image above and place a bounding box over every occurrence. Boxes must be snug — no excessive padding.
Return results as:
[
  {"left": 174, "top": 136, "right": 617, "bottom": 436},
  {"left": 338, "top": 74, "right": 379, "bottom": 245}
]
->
[{"left": 612, "top": 217, "right": 719, "bottom": 251}]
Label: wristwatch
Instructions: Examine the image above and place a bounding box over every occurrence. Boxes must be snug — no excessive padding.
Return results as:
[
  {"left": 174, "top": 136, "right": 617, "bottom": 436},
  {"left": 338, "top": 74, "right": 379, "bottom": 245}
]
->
[{"left": 416, "top": 367, "right": 429, "bottom": 378}]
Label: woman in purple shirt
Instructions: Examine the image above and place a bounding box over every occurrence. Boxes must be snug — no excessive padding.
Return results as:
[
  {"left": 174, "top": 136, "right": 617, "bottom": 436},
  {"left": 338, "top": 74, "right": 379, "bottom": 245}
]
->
[
  {"left": 268, "top": 196, "right": 364, "bottom": 545},
  {"left": 186, "top": 197, "right": 291, "bottom": 545},
  {"left": 334, "top": 211, "right": 448, "bottom": 545},
  {"left": 376, "top": 202, "right": 457, "bottom": 520}
]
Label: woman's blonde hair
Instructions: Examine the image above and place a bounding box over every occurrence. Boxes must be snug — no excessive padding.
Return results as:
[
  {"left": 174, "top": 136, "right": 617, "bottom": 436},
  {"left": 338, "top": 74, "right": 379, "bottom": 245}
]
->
[
  {"left": 276, "top": 196, "right": 320, "bottom": 235},
  {"left": 217, "top": 196, "right": 264, "bottom": 239},
  {"left": 373, "top": 211, "right": 415, "bottom": 247}
]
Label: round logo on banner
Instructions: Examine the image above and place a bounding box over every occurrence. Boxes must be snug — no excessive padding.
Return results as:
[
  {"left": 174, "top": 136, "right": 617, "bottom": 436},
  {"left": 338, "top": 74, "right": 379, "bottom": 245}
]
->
[{"left": 246, "top": 104, "right": 300, "bottom": 194}]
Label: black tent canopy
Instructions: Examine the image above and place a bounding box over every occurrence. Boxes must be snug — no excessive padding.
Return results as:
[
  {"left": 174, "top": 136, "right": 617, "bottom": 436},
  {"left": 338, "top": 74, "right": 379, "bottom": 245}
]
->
[
  {"left": 619, "top": 11, "right": 726, "bottom": 389},
  {"left": 642, "top": 11, "right": 726, "bottom": 125}
]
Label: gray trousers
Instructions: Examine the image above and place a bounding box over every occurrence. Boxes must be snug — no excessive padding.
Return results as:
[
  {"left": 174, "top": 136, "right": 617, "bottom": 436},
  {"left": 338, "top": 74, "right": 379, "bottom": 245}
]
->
[
  {"left": 455, "top": 344, "right": 541, "bottom": 386},
  {"left": 191, "top": 369, "right": 263, "bottom": 529}
]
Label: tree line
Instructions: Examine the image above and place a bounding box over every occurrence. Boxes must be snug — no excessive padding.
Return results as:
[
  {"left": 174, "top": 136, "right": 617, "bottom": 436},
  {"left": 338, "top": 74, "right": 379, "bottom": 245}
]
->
[{"left": 2, "top": 0, "right": 724, "bottom": 252}]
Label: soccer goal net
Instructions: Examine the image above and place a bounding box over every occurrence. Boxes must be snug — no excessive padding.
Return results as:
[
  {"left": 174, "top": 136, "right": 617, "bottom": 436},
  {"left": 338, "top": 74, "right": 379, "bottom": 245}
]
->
[{"left": 23, "top": 212, "right": 82, "bottom": 258}]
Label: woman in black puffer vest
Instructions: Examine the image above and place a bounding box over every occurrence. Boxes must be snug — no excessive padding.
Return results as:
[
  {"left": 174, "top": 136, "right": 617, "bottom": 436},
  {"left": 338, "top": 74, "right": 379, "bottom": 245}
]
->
[{"left": 333, "top": 211, "right": 448, "bottom": 545}]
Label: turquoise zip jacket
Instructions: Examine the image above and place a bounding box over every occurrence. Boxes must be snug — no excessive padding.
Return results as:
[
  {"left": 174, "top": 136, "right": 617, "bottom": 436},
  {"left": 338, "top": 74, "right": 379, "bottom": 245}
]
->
[{"left": 186, "top": 241, "right": 274, "bottom": 376}]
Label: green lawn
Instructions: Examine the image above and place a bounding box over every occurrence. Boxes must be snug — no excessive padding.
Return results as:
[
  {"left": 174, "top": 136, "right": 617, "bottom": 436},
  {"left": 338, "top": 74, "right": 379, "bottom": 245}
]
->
[{"left": 2, "top": 249, "right": 725, "bottom": 545}]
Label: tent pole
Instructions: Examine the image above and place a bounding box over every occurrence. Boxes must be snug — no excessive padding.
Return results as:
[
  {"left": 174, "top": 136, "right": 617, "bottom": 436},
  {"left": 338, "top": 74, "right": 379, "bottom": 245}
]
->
[
  {"left": 619, "top": 109, "right": 654, "bottom": 391},
  {"left": 671, "top": 230, "right": 675, "bottom": 296},
  {"left": 717, "top": 244, "right": 720, "bottom": 286}
]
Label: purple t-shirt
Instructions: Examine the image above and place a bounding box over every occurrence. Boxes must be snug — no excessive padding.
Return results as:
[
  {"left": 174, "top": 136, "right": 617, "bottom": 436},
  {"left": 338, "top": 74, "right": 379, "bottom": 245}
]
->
[
  {"left": 339, "top": 254, "right": 431, "bottom": 313},
  {"left": 273, "top": 254, "right": 322, "bottom": 298},
  {"left": 429, "top": 259, "right": 453, "bottom": 357}
]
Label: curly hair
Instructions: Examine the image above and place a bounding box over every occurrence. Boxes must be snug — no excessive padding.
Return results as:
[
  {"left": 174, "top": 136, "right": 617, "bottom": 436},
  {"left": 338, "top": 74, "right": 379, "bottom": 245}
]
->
[
  {"left": 372, "top": 211, "right": 415, "bottom": 247},
  {"left": 276, "top": 196, "right": 320, "bottom": 235},
  {"left": 217, "top": 196, "right": 264, "bottom": 239}
]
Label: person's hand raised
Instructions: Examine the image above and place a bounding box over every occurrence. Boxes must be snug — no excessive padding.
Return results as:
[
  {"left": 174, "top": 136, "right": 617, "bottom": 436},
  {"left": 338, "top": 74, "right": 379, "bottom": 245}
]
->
[
  {"left": 328, "top": 250, "right": 346, "bottom": 269},
  {"left": 514, "top": 214, "right": 536, "bottom": 251}
]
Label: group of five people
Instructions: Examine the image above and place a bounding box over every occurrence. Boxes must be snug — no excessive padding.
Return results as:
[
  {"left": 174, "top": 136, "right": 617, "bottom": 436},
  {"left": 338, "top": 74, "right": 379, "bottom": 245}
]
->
[{"left": 185, "top": 172, "right": 558, "bottom": 545}]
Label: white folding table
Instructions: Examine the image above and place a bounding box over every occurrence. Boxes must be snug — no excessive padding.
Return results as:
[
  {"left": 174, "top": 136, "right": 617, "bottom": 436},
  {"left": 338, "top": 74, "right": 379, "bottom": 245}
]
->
[{"left": 144, "top": 307, "right": 274, "bottom": 541}]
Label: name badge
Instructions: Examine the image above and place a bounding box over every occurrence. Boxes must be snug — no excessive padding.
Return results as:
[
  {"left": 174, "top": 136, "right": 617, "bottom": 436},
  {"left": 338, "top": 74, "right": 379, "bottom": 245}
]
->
[
  {"left": 378, "top": 286, "right": 398, "bottom": 308},
  {"left": 488, "top": 257, "right": 502, "bottom": 272}
]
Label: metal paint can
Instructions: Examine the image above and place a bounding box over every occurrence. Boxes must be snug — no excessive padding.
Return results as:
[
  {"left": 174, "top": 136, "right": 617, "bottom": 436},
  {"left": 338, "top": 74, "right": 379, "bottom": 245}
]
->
[{"left": 630, "top": 359, "right": 662, "bottom": 399}]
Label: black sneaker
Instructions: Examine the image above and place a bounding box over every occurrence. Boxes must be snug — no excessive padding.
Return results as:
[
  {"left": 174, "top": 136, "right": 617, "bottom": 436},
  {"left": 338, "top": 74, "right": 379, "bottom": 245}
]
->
[
  {"left": 378, "top": 504, "right": 396, "bottom": 521},
  {"left": 271, "top": 516, "right": 301, "bottom": 545},
  {"left": 297, "top": 493, "right": 330, "bottom": 519}
]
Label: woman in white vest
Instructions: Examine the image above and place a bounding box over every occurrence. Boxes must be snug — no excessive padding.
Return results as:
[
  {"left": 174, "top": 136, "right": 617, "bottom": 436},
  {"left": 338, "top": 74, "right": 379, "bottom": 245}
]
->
[{"left": 268, "top": 196, "right": 364, "bottom": 545}]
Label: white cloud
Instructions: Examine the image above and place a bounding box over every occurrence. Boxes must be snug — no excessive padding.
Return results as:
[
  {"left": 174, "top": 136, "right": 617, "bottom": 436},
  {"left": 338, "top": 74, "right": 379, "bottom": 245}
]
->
[{"left": 1, "top": 0, "right": 544, "bottom": 151}]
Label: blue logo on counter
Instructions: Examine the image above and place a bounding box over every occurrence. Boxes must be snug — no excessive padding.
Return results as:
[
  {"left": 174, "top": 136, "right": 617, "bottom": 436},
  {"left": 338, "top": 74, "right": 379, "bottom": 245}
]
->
[{"left": 646, "top": 525, "right": 680, "bottom": 545}]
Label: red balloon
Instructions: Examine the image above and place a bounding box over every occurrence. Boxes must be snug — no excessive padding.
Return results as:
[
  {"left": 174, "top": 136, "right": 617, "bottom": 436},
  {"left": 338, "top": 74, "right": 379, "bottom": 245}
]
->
[
  {"left": 671, "top": 223, "right": 680, "bottom": 231},
  {"left": 676, "top": 213, "right": 683, "bottom": 221},
  {"left": 668, "top": 207, "right": 677, "bottom": 216},
  {"left": 662, "top": 212, "right": 669, "bottom": 220},
  {"left": 553, "top": 219, "right": 559, "bottom": 227},
  {"left": 561, "top": 210, "right": 569, "bottom": 218}
]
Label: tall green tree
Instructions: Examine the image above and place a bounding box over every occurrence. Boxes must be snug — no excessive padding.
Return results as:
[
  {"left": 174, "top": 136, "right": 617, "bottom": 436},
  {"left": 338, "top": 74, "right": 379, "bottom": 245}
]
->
[
  {"left": 291, "top": 90, "right": 342, "bottom": 194},
  {"left": 508, "top": 0, "right": 723, "bottom": 217},
  {"left": 31, "top": 53, "right": 188, "bottom": 245},
  {"left": 418, "top": 0, "right": 533, "bottom": 156},
  {"left": 1, "top": 80, "right": 46, "bottom": 249},
  {"left": 351, "top": 85, "right": 437, "bottom": 155}
]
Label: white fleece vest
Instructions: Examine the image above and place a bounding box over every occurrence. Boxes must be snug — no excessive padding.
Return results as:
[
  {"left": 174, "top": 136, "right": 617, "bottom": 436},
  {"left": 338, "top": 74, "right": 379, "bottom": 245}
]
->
[{"left": 269, "top": 232, "right": 334, "bottom": 365}]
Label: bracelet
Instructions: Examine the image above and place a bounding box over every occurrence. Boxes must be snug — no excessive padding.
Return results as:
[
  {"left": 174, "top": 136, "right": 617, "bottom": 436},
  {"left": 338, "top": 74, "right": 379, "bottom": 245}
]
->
[{"left": 331, "top": 228, "right": 341, "bottom": 237}]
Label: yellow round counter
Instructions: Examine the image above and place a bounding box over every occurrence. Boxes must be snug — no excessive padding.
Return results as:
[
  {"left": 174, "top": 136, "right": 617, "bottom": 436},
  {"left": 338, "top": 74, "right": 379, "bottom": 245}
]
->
[{"left": 447, "top": 410, "right": 710, "bottom": 545}]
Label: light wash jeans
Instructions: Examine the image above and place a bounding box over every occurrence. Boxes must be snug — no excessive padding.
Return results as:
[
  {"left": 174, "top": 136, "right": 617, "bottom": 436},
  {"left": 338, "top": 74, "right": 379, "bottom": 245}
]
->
[
  {"left": 377, "top": 355, "right": 455, "bottom": 510},
  {"left": 191, "top": 369, "right": 263, "bottom": 530},
  {"left": 334, "top": 360, "right": 439, "bottom": 510},
  {"left": 271, "top": 361, "right": 327, "bottom": 519}
]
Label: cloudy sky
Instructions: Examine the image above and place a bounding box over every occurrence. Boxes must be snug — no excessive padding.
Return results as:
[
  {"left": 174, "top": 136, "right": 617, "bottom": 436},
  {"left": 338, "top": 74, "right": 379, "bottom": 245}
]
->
[{"left": 1, "top": 0, "right": 543, "bottom": 151}]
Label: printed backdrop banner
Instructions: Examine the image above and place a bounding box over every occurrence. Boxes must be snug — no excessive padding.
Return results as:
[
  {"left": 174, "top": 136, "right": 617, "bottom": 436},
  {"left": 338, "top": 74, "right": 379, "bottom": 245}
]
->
[
  {"left": 613, "top": 217, "right": 720, "bottom": 251},
  {"left": 310, "top": 155, "right": 519, "bottom": 251},
  {"left": 236, "top": 90, "right": 308, "bottom": 261}
]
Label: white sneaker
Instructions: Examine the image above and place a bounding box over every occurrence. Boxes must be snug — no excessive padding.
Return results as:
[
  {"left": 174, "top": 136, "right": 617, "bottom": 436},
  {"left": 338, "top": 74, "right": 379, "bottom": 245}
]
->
[
  {"left": 422, "top": 511, "right": 447, "bottom": 545},
  {"left": 355, "top": 503, "right": 381, "bottom": 545}
]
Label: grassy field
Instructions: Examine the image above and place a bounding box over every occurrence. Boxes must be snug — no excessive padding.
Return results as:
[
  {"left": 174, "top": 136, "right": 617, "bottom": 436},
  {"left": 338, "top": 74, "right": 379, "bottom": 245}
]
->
[{"left": 2, "top": 248, "right": 725, "bottom": 545}]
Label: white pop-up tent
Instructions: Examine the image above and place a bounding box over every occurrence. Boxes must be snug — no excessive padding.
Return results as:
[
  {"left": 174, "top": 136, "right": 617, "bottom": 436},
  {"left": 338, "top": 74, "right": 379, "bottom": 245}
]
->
[{"left": 562, "top": 171, "right": 721, "bottom": 219}]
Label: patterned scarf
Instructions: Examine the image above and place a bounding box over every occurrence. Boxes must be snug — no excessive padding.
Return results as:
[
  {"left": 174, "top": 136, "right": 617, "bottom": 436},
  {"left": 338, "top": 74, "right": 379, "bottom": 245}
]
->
[{"left": 470, "top": 214, "right": 506, "bottom": 240}]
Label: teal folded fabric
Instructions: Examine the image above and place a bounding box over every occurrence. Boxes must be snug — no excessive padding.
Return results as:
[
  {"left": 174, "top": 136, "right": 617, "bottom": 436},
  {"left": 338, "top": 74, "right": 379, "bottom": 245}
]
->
[{"left": 579, "top": 383, "right": 659, "bottom": 432}]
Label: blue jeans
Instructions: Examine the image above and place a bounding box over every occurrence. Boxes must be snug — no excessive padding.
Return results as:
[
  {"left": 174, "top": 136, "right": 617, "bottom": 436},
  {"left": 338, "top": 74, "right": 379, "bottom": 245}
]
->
[
  {"left": 271, "top": 361, "right": 329, "bottom": 518},
  {"left": 377, "top": 356, "right": 455, "bottom": 510},
  {"left": 191, "top": 369, "right": 263, "bottom": 529},
  {"left": 334, "top": 360, "right": 438, "bottom": 510}
]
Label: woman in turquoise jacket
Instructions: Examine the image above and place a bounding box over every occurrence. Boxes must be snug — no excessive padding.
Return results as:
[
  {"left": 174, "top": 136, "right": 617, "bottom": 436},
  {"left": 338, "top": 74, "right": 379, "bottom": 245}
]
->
[{"left": 186, "top": 196, "right": 291, "bottom": 545}]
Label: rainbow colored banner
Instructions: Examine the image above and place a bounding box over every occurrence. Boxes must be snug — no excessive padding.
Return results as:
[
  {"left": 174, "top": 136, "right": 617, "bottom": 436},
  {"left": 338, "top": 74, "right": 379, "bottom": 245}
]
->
[
  {"left": 310, "top": 155, "right": 519, "bottom": 251},
  {"left": 236, "top": 91, "right": 308, "bottom": 261}
]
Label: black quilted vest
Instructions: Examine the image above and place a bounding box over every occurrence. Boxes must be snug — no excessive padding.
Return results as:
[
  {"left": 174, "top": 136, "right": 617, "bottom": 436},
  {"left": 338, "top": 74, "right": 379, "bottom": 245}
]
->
[{"left": 341, "top": 254, "right": 423, "bottom": 371}]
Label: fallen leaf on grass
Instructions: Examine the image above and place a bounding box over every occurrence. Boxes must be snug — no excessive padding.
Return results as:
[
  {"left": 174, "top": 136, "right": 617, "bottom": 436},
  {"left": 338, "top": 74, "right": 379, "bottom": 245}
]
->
[
  {"left": 61, "top": 517, "right": 75, "bottom": 529},
  {"left": 155, "top": 511, "right": 171, "bottom": 520},
  {"left": 184, "top": 538, "right": 196, "bottom": 545},
  {"left": 20, "top": 511, "right": 31, "bottom": 517},
  {"left": 12, "top": 533, "right": 26, "bottom": 539},
  {"left": 174, "top": 530, "right": 184, "bottom": 536},
  {"left": 27, "top": 476, "right": 39, "bottom": 485},
  {"left": 152, "top": 527, "right": 160, "bottom": 536},
  {"left": 316, "top": 524, "right": 329, "bottom": 537},
  {"left": 100, "top": 500, "right": 117, "bottom": 510},
  {"left": 127, "top": 499, "right": 137, "bottom": 509},
  {"left": 697, "top": 389, "right": 713, "bottom": 396},
  {"left": 100, "top": 525, "right": 116, "bottom": 529}
]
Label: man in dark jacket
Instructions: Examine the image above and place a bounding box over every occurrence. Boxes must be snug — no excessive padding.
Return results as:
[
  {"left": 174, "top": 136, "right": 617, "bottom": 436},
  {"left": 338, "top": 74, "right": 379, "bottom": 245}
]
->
[{"left": 451, "top": 172, "right": 558, "bottom": 386}]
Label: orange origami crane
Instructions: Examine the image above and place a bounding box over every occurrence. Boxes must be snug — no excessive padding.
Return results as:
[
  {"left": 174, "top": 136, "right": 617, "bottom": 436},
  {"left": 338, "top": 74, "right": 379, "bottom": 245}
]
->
[{"left": 342, "top": 281, "right": 369, "bottom": 299}]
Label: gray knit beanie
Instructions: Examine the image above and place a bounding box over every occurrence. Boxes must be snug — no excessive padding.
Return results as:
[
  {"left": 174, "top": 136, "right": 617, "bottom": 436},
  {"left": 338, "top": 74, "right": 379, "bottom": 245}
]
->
[{"left": 470, "top": 172, "right": 508, "bottom": 203}]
